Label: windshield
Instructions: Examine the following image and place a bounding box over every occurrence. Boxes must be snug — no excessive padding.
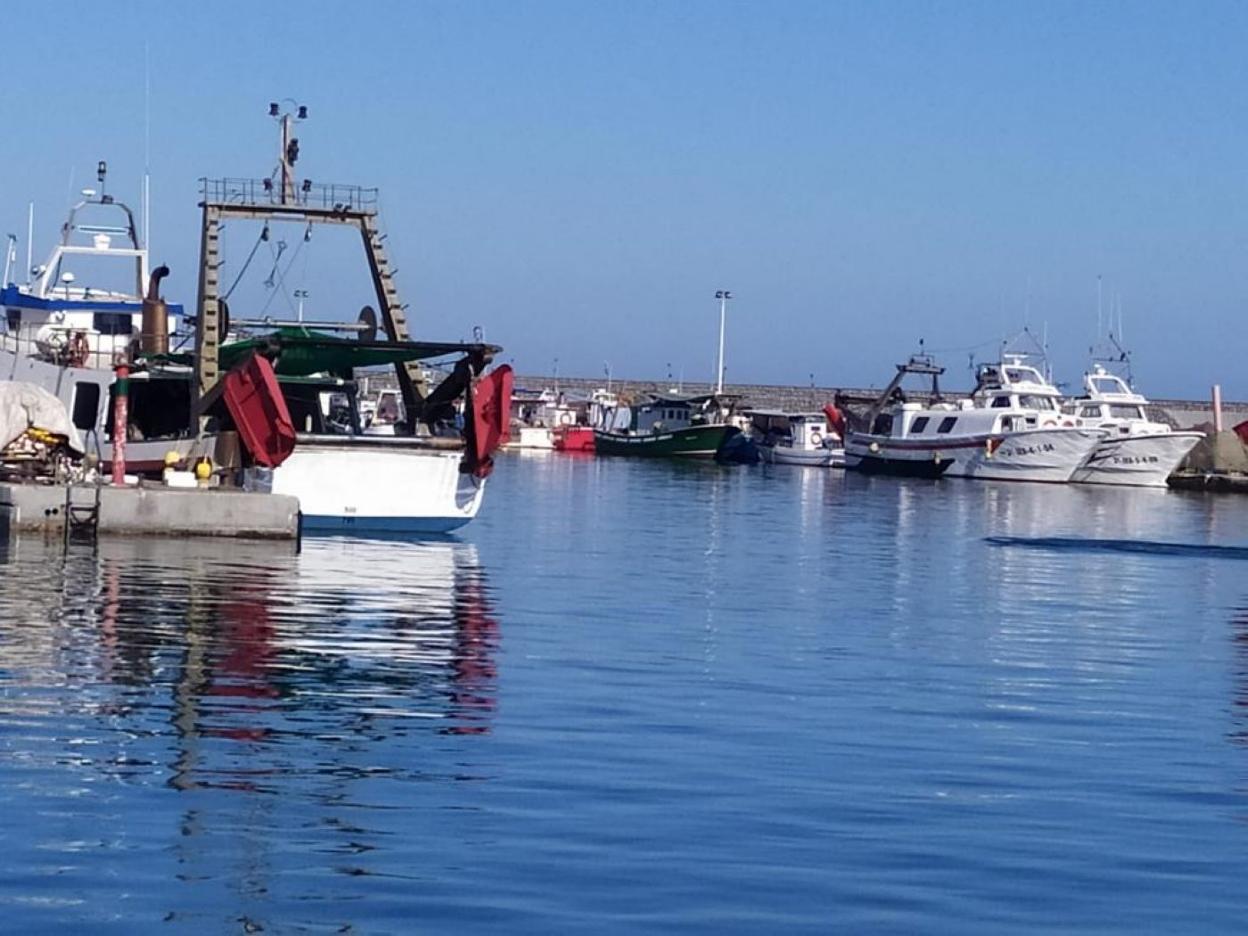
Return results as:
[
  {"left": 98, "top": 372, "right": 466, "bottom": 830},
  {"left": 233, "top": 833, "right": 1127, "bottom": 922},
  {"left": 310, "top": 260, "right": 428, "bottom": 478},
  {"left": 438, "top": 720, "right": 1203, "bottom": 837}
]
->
[
  {"left": 1004, "top": 366, "right": 1045, "bottom": 385},
  {"left": 1091, "top": 376, "right": 1127, "bottom": 394}
]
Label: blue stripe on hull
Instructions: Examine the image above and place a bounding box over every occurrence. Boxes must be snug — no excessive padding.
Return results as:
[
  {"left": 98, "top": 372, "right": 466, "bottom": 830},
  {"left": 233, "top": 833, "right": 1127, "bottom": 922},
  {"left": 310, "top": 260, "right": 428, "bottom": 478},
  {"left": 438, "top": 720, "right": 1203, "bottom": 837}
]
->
[{"left": 300, "top": 513, "right": 474, "bottom": 534}]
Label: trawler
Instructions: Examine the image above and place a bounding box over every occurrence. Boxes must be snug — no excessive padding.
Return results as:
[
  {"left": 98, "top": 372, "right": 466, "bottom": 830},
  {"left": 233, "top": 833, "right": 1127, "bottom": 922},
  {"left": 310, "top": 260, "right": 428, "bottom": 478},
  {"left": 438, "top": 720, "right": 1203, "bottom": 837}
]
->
[
  {"left": 0, "top": 105, "right": 511, "bottom": 533},
  {"left": 1063, "top": 365, "right": 1202, "bottom": 487}
]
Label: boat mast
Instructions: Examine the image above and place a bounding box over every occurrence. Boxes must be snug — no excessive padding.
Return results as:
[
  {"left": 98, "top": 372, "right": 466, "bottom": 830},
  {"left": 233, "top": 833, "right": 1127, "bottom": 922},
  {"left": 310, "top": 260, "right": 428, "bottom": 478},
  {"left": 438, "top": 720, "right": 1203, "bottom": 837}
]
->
[
  {"left": 714, "top": 289, "right": 731, "bottom": 394},
  {"left": 25, "top": 203, "right": 33, "bottom": 286}
]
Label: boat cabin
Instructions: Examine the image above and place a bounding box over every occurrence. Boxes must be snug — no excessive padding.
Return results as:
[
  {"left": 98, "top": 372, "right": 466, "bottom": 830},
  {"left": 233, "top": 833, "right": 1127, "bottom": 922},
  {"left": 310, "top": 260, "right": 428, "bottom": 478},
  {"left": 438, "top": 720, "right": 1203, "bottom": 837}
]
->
[
  {"left": 631, "top": 393, "right": 738, "bottom": 433},
  {"left": 1062, "top": 366, "right": 1153, "bottom": 432},
  {"left": 972, "top": 355, "right": 1063, "bottom": 415},
  {"left": 1, "top": 181, "right": 182, "bottom": 369}
]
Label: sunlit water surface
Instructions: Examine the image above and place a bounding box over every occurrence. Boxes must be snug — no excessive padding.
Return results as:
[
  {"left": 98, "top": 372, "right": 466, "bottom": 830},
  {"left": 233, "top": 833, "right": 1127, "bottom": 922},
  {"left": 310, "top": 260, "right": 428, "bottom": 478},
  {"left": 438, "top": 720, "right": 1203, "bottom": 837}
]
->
[{"left": 3, "top": 454, "right": 1248, "bottom": 933}]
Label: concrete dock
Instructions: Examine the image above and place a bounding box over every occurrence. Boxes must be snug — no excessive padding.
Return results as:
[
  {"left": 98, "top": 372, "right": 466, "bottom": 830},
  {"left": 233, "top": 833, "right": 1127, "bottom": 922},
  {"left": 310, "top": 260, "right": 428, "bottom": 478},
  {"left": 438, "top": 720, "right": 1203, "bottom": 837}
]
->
[{"left": 0, "top": 483, "right": 301, "bottom": 540}]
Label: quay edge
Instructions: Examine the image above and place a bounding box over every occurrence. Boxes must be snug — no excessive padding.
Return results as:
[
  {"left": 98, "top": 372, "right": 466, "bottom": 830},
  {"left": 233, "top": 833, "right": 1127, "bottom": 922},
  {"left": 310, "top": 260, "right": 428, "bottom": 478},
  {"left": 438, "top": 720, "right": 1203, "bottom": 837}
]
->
[{"left": 0, "top": 484, "right": 301, "bottom": 540}]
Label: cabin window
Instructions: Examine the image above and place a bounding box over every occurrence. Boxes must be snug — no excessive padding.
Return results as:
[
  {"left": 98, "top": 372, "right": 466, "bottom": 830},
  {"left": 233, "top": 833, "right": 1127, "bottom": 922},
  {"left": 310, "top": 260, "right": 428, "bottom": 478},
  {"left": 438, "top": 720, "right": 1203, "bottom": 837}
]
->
[
  {"left": 1079, "top": 405, "right": 1101, "bottom": 419},
  {"left": 93, "top": 312, "right": 134, "bottom": 336},
  {"left": 871, "top": 413, "right": 893, "bottom": 436},
  {"left": 990, "top": 396, "right": 1010, "bottom": 408},
  {"left": 5, "top": 310, "right": 19, "bottom": 333},
  {"left": 1020, "top": 395, "right": 1056, "bottom": 411},
  {"left": 1109, "top": 405, "right": 1144, "bottom": 420},
  {"left": 937, "top": 416, "right": 958, "bottom": 434},
  {"left": 910, "top": 416, "right": 930, "bottom": 433},
  {"left": 71, "top": 382, "right": 101, "bottom": 432},
  {"left": 105, "top": 379, "right": 192, "bottom": 441}
]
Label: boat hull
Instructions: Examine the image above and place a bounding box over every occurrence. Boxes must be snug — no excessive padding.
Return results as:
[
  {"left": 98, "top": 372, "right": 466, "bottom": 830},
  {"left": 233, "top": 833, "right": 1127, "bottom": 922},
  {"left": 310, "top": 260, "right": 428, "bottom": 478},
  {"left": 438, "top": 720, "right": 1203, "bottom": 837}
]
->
[
  {"left": 1072, "top": 431, "right": 1204, "bottom": 487},
  {"left": 504, "top": 426, "right": 554, "bottom": 450},
  {"left": 553, "top": 425, "right": 595, "bottom": 453},
  {"left": 759, "top": 443, "right": 844, "bottom": 467},
  {"left": 251, "top": 438, "right": 485, "bottom": 533},
  {"left": 593, "top": 424, "right": 738, "bottom": 458},
  {"left": 845, "top": 436, "right": 954, "bottom": 477},
  {"left": 948, "top": 428, "right": 1104, "bottom": 483}
]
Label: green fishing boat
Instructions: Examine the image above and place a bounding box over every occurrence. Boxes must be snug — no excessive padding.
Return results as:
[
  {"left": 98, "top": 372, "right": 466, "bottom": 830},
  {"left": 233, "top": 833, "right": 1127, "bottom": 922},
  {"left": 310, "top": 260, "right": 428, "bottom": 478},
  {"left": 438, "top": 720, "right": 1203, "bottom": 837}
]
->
[{"left": 593, "top": 393, "right": 742, "bottom": 458}]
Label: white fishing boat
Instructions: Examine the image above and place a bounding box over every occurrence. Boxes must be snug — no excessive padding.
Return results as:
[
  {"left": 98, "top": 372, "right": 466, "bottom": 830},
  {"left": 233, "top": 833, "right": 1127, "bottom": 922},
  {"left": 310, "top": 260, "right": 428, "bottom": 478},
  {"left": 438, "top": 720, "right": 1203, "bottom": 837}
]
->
[
  {"left": 845, "top": 352, "right": 1103, "bottom": 482},
  {"left": 0, "top": 164, "right": 203, "bottom": 472},
  {"left": 749, "top": 409, "right": 845, "bottom": 467},
  {"left": 1, "top": 109, "right": 512, "bottom": 535},
  {"left": 1063, "top": 365, "right": 1202, "bottom": 487}
]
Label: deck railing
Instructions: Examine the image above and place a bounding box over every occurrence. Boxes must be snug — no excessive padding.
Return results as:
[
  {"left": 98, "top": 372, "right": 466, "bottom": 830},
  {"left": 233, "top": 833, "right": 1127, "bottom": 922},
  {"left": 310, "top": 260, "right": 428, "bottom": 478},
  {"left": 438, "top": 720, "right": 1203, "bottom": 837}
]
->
[{"left": 199, "top": 177, "right": 379, "bottom": 213}]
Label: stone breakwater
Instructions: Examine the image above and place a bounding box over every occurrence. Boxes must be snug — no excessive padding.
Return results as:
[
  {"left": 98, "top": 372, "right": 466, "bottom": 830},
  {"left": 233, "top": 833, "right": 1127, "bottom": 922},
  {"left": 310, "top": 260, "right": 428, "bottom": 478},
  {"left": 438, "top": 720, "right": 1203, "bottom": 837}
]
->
[{"left": 512, "top": 374, "right": 1245, "bottom": 432}]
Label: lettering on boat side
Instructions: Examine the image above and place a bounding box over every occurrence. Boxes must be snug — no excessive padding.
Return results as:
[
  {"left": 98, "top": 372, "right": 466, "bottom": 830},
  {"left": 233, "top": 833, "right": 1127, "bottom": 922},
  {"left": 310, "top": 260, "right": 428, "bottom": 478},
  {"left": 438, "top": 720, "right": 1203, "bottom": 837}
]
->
[{"left": 1000, "top": 442, "right": 1056, "bottom": 458}]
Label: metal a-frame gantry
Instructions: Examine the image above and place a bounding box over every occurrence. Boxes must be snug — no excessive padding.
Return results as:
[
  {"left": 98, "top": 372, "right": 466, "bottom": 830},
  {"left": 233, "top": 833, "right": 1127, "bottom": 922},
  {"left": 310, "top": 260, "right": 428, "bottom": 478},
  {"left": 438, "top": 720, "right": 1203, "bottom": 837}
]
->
[{"left": 193, "top": 105, "right": 428, "bottom": 428}]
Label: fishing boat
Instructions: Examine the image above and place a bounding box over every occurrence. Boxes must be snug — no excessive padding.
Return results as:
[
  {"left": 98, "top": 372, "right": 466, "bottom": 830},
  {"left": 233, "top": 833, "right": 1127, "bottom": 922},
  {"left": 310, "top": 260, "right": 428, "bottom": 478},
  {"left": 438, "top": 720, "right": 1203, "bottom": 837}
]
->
[
  {"left": 0, "top": 163, "right": 201, "bottom": 472},
  {"left": 593, "top": 392, "right": 742, "bottom": 458},
  {"left": 182, "top": 103, "right": 511, "bottom": 533},
  {"left": 552, "top": 424, "right": 594, "bottom": 452},
  {"left": 749, "top": 408, "right": 845, "bottom": 467},
  {"left": 1063, "top": 365, "right": 1202, "bottom": 487},
  {"left": 1, "top": 107, "right": 512, "bottom": 533},
  {"left": 845, "top": 352, "right": 1103, "bottom": 482}
]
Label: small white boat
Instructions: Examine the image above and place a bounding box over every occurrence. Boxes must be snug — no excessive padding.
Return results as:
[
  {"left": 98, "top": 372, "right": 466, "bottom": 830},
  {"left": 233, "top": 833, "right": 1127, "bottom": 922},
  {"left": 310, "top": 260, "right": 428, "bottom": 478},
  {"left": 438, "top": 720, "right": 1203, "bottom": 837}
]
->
[
  {"left": 1064, "top": 365, "right": 1203, "bottom": 487},
  {"left": 749, "top": 410, "right": 845, "bottom": 467},
  {"left": 845, "top": 353, "right": 1103, "bottom": 482}
]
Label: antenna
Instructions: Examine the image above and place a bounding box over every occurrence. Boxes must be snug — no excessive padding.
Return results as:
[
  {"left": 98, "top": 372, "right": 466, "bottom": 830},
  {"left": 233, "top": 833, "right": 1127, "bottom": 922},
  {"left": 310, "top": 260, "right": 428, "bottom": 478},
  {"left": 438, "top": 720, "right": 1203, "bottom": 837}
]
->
[
  {"left": 1096, "top": 274, "right": 1102, "bottom": 342},
  {"left": 271, "top": 99, "right": 309, "bottom": 205},
  {"left": 143, "top": 39, "right": 151, "bottom": 250},
  {"left": 25, "top": 202, "right": 33, "bottom": 285}
]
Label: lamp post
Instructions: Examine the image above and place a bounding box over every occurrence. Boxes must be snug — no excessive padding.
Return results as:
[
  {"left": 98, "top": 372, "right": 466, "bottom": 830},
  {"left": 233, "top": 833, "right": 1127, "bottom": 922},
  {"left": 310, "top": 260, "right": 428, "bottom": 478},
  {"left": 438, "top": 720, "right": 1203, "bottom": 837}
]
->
[{"left": 714, "top": 290, "right": 732, "bottom": 394}]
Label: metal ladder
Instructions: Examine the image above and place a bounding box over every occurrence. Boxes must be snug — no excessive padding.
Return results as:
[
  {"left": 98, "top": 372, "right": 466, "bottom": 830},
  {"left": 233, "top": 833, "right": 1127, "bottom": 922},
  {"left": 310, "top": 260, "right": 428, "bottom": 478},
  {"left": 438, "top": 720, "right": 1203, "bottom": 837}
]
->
[
  {"left": 63, "top": 483, "right": 101, "bottom": 546},
  {"left": 360, "top": 213, "right": 429, "bottom": 403}
]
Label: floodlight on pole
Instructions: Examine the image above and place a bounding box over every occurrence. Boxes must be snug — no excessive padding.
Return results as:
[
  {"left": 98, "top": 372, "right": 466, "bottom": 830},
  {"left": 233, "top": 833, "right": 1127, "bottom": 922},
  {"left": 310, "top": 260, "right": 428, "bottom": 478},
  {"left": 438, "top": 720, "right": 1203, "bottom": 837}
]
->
[{"left": 714, "top": 290, "right": 732, "bottom": 395}]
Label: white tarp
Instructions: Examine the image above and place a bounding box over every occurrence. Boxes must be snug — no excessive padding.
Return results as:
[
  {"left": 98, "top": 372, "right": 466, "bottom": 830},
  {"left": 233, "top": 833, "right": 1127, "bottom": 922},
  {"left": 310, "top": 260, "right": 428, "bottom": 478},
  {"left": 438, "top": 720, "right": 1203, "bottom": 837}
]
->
[{"left": 0, "top": 383, "right": 84, "bottom": 454}]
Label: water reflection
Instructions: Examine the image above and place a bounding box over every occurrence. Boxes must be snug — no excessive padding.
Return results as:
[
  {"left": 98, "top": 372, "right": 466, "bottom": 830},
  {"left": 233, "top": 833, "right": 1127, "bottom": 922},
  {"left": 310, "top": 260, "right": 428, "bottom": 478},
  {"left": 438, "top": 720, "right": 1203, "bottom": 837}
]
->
[{"left": 0, "top": 535, "right": 501, "bottom": 793}]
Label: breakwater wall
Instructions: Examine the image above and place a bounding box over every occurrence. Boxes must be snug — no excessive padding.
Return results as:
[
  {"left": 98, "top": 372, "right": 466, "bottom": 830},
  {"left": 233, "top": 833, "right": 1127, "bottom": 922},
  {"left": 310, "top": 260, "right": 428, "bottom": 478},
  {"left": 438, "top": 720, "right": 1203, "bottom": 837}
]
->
[{"left": 511, "top": 374, "right": 1247, "bottom": 431}]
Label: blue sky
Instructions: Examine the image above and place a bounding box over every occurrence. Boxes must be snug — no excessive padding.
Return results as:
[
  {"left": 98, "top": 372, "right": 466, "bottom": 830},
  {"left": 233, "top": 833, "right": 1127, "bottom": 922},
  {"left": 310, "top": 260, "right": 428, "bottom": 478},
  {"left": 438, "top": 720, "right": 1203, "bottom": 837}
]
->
[{"left": 3, "top": 1, "right": 1247, "bottom": 397}]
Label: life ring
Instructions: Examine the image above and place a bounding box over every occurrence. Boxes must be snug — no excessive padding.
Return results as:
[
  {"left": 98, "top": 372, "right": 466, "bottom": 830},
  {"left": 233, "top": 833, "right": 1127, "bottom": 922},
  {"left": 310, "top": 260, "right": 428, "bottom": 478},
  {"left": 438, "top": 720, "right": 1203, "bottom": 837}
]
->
[
  {"left": 810, "top": 430, "right": 823, "bottom": 446},
  {"left": 1041, "top": 418, "right": 1057, "bottom": 428},
  {"left": 67, "top": 332, "right": 90, "bottom": 368},
  {"left": 1061, "top": 418, "right": 1075, "bottom": 427}
]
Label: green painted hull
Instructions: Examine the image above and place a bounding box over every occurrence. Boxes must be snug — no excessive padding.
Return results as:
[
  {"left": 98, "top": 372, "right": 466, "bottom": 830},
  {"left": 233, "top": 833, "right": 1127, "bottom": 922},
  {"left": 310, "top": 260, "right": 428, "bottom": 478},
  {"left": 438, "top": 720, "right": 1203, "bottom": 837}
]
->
[{"left": 593, "top": 424, "right": 738, "bottom": 458}]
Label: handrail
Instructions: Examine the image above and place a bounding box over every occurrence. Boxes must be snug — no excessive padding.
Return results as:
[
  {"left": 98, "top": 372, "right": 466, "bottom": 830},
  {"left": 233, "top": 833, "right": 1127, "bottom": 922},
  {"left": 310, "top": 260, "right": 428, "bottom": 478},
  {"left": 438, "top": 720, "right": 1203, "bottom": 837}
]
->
[{"left": 199, "top": 177, "right": 379, "bottom": 213}]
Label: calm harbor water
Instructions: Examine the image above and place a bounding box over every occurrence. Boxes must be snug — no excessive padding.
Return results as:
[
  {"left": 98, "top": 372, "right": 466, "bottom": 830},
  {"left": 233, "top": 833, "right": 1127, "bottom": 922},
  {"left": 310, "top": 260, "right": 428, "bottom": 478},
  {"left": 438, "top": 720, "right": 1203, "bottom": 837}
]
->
[{"left": 3, "top": 454, "right": 1248, "bottom": 933}]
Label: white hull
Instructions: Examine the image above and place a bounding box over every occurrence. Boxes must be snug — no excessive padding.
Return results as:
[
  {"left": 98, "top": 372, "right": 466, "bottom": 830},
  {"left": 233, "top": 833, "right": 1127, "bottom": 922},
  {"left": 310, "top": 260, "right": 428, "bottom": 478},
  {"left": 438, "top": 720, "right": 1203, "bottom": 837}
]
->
[
  {"left": 504, "top": 426, "right": 554, "bottom": 450},
  {"left": 759, "top": 443, "right": 844, "bottom": 467},
  {"left": 1071, "top": 432, "right": 1204, "bottom": 488},
  {"left": 948, "top": 428, "right": 1103, "bottom": 483},
  {"left": 254, "top": 438, "right": 485, "bottom": 533}
]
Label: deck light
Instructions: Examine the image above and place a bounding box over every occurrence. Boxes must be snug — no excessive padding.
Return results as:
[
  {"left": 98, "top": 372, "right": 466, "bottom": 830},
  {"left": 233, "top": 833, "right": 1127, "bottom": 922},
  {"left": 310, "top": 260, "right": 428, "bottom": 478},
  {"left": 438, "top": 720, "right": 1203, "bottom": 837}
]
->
[
  {"left": 297, "top": 105, "right": 308, "bottom": 119},
  {"left": 269, "top": 102, "right": 279, "bottom": 117},
  {"left": 301, "top": 178, "right": 312, "bottom": 194}
]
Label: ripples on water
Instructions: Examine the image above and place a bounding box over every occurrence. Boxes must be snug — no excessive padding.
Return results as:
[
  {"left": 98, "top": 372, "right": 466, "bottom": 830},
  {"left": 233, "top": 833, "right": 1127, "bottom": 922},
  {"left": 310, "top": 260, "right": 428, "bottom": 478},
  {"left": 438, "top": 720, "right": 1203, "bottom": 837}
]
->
[{"left": 2, "top": 457, "right": 1248, "bottom": 932}]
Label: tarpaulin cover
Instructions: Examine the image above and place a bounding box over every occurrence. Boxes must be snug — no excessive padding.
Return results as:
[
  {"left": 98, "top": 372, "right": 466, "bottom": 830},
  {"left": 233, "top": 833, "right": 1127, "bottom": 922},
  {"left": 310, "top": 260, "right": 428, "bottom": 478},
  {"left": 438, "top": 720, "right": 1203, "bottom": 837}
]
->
[{"left": 0, "top": 383, "right": 84, "bottom": 453}]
